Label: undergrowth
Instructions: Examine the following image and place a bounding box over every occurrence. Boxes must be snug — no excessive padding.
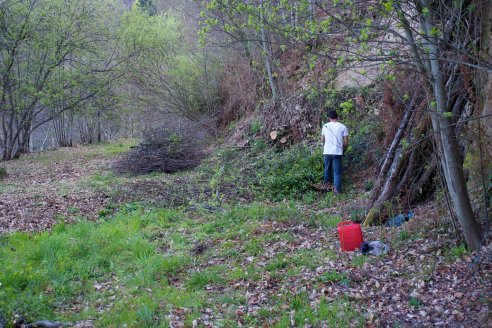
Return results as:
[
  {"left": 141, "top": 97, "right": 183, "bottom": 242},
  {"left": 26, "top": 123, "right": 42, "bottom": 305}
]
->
[
  {"left": 198, "top": 144, "right": 324, "bottom": 202},
  {"left": 256, "top": 145, "right": 323, "bottom": 201}
]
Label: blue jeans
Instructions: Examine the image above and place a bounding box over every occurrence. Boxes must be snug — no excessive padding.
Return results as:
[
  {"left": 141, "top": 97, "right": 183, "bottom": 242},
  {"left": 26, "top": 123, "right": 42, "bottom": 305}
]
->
[{"left": 323, "top": 155, "right": 343, "bottom": 193}]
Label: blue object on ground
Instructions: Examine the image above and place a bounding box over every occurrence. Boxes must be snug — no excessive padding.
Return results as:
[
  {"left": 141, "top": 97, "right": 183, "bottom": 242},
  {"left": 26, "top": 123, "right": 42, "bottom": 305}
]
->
[{"left": 386, "top": 211, "right": 413, "bottom": 227}]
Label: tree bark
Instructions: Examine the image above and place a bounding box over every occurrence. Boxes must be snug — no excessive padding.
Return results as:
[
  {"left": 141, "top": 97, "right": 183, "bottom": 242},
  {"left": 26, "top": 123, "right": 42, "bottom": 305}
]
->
[
  {"left": 419, "top": 0, "right": 483, "bottom": 250},
  {"left": 260, "top": 5, "right": 277, "bottom": 101},
  {"left": 369, "top": 106, "right": 413, "bottom": 204}
]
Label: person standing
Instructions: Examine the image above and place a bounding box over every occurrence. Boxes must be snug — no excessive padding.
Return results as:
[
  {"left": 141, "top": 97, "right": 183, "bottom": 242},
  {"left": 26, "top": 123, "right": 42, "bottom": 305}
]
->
[{"left": 321, "top": 110, "right": 349, "bottom": 193}]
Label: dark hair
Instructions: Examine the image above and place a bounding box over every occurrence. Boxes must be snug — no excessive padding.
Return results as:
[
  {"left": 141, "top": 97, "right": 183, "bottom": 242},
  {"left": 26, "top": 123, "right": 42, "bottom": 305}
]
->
[{"left": 328, "top": 110, "right": 338, "bottom": 119}]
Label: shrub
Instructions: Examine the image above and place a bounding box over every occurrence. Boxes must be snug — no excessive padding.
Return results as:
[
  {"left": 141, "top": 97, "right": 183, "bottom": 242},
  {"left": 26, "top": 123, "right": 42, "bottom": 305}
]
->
[
  {"left": 0, "top": 167, "right": 6, "bottom": 180},
  {"left": 250, "top": 119, "right": 262, "bottom": 134},
  {"left": 343, "top": 118, "right": 382, "bottom": 173},
  {"left": 256, "top": 145, "right": 323, "bottom": 200}
]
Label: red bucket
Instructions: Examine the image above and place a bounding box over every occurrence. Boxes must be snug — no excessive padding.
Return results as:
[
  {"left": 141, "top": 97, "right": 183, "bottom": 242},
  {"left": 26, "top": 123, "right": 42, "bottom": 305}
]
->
[{"left": 337, "top": 221, "right": 363, "bottom": 251}]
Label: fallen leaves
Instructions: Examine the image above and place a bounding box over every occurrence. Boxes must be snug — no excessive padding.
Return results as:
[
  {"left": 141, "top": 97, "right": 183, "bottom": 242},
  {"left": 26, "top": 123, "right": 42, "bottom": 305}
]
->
[
  {"left": 1, "top": 146, "right": 491, "bottom": 327},
  {"left": 0, "top": 147, "right": 113, "bottom": 233},
  {"left": 188, "top": 215, "right": 492, "bottom": 327}
]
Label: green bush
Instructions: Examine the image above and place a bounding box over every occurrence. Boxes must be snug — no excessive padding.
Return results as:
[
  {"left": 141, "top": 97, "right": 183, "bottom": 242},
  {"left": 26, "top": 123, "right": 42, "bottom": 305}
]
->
[
  {"left": 343, "top": 118, "right": 382, "bottom": 173},
  {"left": 320, "top": 86, "right": 384, "bottom": 174},
  {"left": 0, "top": 167, "right": 6, "bottom": 180},
  {"left": 256, "top": 145, "right": 323, "bottom": 201},
  {"left": 250, "top": 119, "right": 262, "bottom": 134}
]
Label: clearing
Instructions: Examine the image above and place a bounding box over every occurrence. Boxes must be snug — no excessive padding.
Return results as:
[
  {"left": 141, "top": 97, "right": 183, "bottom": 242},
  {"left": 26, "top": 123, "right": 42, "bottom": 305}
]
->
[{"left": 0, "top": 142, "right": 491, "bottom": 327}]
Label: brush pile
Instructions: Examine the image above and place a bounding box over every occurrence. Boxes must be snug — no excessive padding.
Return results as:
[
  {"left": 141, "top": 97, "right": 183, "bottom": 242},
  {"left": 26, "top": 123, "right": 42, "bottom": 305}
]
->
[{"left": 114, "top": 120, "right": 210, "bottom": 175}]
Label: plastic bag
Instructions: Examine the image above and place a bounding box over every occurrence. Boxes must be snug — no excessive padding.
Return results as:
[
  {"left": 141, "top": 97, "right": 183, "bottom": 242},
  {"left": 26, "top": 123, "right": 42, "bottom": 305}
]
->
[
  {"left": 385, "top": 211, "right": 413, "bottom": 227},
  {"left": 360, "top": 241, "right": 390, "bottom": 256}
]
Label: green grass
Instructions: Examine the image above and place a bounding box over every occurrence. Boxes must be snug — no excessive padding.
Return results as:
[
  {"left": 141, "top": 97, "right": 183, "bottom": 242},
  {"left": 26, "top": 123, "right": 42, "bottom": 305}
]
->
[
  {"left": 0, "top": 140, "right": 140, "bottom": 199},
  {"left": 398, "top": 230, "right": 412, "bottom": 241},
  {"left": 291, "top": 249, "right": 336, "bottom": 270},
  {"left": 352, "top": 255, "right": 367, "bottom": 268},
  {"left": 408, "top": 297, "right": 423, "bottom": 308},
  {"left": 250, "top": 119, "right": 262, "bottom": 134},
  {"left": 19, "top": 140, "right": 135, "bottom": 166},
  {"left": 318, "top": 270, "right": 350, "bottom": 285},
  {"left": 0, "top": 141, "right": 371, "bottom": 327},
  {"left": 0, "top": 181, "right": 17, "bottom": 193},
  {"left": 99, "top": 139, "right": 136, "bottom": 156},
  {"left": 273, "top": 294, "right": 363, "bottom": 327},
  {"left": 243, "top": 238, "right": 263, "bottom": 256},
  {"left": 82, "top": 171, "right": 128, "bottom": 193},
  {"left": 186, "top": 266, "right": 226, "bottom": 291},
  {"left": 196, "top": 144, "right": 327, "bottom": 202},
  {"left": 308, "top": 213, "right": 343, "bottom": 229},
  {"left": 0, "top": 208, "right": 194, "bottom": 324},
  {"left": 0, "top": 201, "right": 365, "bottom": 326},
  {"left": 445, "top": 244, "right": 469, "bottom": 262}
]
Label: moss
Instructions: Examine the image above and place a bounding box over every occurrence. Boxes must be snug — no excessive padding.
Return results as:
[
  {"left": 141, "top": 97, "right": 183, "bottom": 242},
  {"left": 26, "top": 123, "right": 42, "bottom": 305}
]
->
[{"left": 363, "top": 207, "right": 379, "bottom": 227}]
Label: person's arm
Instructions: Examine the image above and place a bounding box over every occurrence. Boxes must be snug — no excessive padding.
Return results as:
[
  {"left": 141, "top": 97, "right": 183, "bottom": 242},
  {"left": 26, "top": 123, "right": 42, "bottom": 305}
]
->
[
  {"left": 321, "top": 135, "right": 325, "bottom": 143},
  {"left": 342, "top": 126, "right": 349, "bottom": 151}
]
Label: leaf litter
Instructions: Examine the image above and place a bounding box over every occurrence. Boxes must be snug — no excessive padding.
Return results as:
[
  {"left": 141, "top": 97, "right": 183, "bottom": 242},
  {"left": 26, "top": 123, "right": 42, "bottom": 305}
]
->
[{"left": 0, "top": 145, "right": 490, "bottom": 327}]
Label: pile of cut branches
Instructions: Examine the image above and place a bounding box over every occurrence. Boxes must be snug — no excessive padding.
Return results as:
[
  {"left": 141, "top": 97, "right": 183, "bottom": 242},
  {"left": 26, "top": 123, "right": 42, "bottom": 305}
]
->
[{"left": 114, "top": 120, "right": 211, "bottom": 175}]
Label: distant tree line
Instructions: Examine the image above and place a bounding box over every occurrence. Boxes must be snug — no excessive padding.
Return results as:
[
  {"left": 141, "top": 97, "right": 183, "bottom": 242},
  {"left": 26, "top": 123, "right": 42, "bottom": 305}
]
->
[{"left": 0, "top": 0, "right": 220, "bottom": 159}]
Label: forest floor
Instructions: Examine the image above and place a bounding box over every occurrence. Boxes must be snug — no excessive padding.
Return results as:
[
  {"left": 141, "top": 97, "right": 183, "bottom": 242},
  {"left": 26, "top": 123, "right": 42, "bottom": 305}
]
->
[{"left": 0, "top": 142, "right": 491, "bottom": 327}]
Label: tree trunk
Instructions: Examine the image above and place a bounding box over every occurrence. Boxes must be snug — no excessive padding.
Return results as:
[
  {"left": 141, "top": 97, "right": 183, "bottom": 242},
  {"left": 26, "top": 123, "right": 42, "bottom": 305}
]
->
[
  {"left": 364, "top": 146, "right": 409, "bottom": 226},
  {"left": 364, "top": 88, "right": 433, "bottom": 226},
  {"left": 97, "top": 110, "right": 102, "bottom": 143},
  {"left": 17, "top": 127, "right": 31, "bottom": 156},
  {"left": 54, "top": 110, "right": 68, "bottom": 147},
  {"left": 475, "top": 0, "right": 492, "bottom": 236},
  {"left": 260, "top": 6, "right": 277, "bottom": 101},
  {"left": 420, "top": 3, "right": 483, "bottom": 250},
  {"left": 369, "top": 106, "right": 413, "bottom": 204},
  {"left": 68, "top": 109, "right": 74, "bottom": 147}
]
